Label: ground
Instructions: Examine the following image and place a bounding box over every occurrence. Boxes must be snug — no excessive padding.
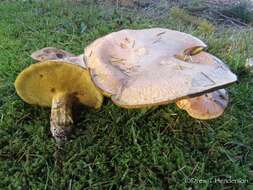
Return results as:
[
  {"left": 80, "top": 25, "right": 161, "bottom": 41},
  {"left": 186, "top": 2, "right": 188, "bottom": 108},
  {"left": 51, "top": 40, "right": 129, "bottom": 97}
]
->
[{"left": 0, "top": 0, "right": 253, "bottom": 189}]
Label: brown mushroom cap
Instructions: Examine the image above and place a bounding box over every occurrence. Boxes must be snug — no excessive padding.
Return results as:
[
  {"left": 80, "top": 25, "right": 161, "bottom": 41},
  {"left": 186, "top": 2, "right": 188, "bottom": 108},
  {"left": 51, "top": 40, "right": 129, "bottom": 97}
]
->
[
  {"left": 31, "top": 47, "right": 75, "bottom": 61},
  {"left": 176, "top": 89, "right": 229, "bottom": 120},
  {"left": 175, "top": 51, "right": 232, "bottom": 119},
  {"left": 84, "top": 28, "right": 237, "bottom": 108},
  {"left": 31, "top": 47, "right": 86, "bottom": 68}
]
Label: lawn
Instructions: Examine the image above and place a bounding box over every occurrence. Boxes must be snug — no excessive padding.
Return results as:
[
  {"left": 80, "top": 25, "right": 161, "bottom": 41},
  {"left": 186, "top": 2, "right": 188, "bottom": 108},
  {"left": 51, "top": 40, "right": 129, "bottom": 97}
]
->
[{"left": 0, "top": 0, "right": 253, "bottom": 189}]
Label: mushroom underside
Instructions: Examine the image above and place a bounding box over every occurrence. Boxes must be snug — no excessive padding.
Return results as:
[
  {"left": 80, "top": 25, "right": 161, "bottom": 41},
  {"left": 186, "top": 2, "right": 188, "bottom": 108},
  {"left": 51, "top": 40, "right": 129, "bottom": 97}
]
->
[
  {"left": 176, "top": 89, "right": 229, "bottom": 120},
  {"left": 15, "top": 61, "right": 103, "bottom": 141}
]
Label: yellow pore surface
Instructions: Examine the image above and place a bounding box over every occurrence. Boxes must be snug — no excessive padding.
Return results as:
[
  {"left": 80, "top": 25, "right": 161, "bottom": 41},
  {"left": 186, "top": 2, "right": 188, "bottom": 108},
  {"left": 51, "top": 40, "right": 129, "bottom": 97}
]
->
[{"left": 15, "top": 61, "right": 103, "bottom": 108}]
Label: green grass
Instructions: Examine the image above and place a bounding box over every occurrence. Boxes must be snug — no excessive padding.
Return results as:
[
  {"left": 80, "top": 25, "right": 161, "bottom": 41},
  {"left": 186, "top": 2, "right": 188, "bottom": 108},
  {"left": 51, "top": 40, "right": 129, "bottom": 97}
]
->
[
  {"left": 0, "top": 1, "right": 253, "bottom": 189},
  {"left": 220, "top": 0, "right": 253, "bottom": 24}
]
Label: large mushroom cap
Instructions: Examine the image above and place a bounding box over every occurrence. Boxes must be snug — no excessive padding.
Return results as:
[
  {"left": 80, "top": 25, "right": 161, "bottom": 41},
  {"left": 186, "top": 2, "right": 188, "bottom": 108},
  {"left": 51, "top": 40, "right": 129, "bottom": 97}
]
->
[
  {"left": 176, "top": 89, "right": 229, "bottom": 120},
  {"left": 15, "top": 61, "right": 103, "bottom": 108},
  {"left": 85, "top": 28, "right": 237, "bottom": 108}
]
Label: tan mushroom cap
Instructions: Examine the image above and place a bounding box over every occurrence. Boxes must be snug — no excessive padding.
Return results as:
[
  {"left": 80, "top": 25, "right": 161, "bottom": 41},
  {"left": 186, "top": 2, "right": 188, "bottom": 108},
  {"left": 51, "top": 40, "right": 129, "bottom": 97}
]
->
[
  {"left": 15, "top": 61, "right": 103, "bottom": 108},
  {"left": 31, "top": 47, "right": 86, "bottom": 68},
  {"left": 84, "top": 28, "right": 237, "bottom": 108},
  {"left": 31, "top": 47, "right": 75, "bottom": 62},
  {"left": 175, "top": 51, "right": 231, "bottom": 119},
  {"left": 176, "top": 89, "right": 229, "bottom": 120}
]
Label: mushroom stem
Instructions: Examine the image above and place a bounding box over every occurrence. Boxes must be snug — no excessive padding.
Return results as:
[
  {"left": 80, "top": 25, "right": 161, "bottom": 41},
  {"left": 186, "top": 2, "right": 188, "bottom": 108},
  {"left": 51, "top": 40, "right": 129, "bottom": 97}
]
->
[{"left": 50, "top": 92, "right": 73, "bottom": 142}]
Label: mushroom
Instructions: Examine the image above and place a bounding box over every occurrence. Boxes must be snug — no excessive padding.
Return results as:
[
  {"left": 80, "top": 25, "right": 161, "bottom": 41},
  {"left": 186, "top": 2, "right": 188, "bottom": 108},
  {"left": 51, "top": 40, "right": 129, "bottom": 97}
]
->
[
  {"left": 175, "top": 51, "right": 231, "bottom": 119},
  {"left": 176, "top": 89, "right": 229, "bottom": 120},
  {"left": 15, "top": 61, "right": 103, "bottom": 141},
  {"left": 84, "top": 28, "right": 237, "bottom": 108},
  {"left": 31, "top": 47, "right": 86, "bottom": 68}
]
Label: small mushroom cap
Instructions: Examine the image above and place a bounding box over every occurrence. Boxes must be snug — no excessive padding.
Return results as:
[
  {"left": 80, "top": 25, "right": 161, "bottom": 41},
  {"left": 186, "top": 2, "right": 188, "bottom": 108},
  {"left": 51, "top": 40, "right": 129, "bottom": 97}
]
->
[
  {"left": 176, "top": 51, "right": 231, "bottom": 119},
  {"left": 31, "top": 47, "right": 86, "bottom": 68},
  {"left": 15, "top": 61, "right": 103, "bottom": 108},
  {"left": 176, "top": 89, "right": 229, "bottom": 120},
  {"left": 85, "top": 28, "right": 237, "bottom": 108},
  {"left": 31, "top": 47, "right": 75, "bottom": 62}
]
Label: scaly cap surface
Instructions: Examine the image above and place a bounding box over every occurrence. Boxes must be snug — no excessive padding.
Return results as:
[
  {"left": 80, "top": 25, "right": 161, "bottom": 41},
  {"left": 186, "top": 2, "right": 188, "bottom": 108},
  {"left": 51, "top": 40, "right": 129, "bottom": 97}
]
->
[{"left": 84, "top": 28, "right": 236, "bottom": 108}]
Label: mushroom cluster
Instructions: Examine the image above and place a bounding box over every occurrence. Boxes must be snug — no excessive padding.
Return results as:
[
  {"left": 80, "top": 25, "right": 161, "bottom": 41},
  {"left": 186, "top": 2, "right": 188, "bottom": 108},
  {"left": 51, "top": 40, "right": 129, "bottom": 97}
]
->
[{"left": 15, "top": 28, "right": 237, "bottom": 141}]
